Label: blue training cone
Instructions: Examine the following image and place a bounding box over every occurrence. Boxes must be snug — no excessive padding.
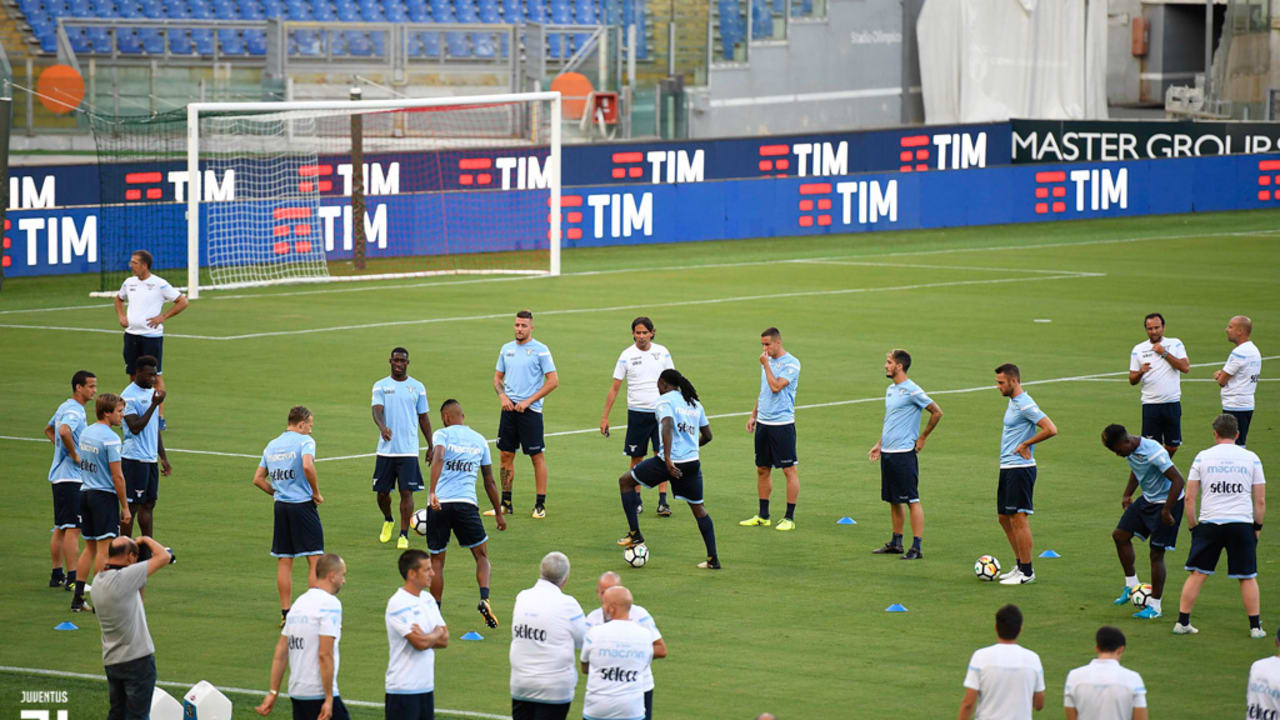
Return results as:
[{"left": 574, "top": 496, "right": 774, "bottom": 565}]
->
[
  {"left": 1039, "top": 549, "right": 1062, "bottom": 558},
  {"left": 836, "top": 517, "right": 856, "bottom": 525},
  {"left": 460, "top": 631, "right": 484, "bottom": 640},
  {"left": 54, "top": 622, "right": 78, "bottom": 631},
  {"left": 885, "top": 603, "right": 908, "bottom": 613}
]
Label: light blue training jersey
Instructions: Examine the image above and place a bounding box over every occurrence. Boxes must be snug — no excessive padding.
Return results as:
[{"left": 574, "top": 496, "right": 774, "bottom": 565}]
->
[
  {"left": 120, "top": 382, "right": 159, "bottom": 462},
  {"left": 431, "top": 425, "right": 491, "bottom": 505},
  {"left": 47, "top": 398, "right": 88, "bottom": 483},
  {"left": 497, "top": 339, "right": 557, "bottom": 412},
  {"left": 372, "top": 375, "right": 429, "bottom": 456},
  {"left": 655, "top": 389, "right": 709, "bottom": 463},
  {"left": 1000, "top": 391, "right": 1047, "bottom": 468},
  {"left": 756, "top": 352, "right": 801, "bottom": 425},
  {"left": 1126, "top": 436, "right": 1180, "bottom": 503},
  {"left": 78, "top": 422, "right": 122, "bottom": 493},
  {"left": 260, "top": 430, "right": 317, "bottom": 504},
  {"left": 881, "top": 379, "right": 933, "bottom": 452}
]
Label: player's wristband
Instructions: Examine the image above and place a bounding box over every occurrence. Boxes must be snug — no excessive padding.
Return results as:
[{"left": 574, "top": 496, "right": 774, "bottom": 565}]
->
[{"left": 1255, "top": 523, "right": 1263, "bottom": 531}]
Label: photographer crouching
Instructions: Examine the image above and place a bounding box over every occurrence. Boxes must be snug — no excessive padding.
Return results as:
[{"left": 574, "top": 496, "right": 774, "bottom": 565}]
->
[{"left": 92, "top": 535, "right": 174, "bottom": 720}]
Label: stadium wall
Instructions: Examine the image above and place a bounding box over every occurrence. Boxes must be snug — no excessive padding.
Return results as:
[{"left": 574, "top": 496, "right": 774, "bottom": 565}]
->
[{"left": 3, "top": 123, "right": 1278, "bottom": 279}]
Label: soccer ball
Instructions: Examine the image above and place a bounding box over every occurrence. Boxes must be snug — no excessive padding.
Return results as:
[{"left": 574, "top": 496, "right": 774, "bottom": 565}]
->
[
  {"left": 412, "top": 508, "right": 429, "bottom": 536},
  {"left": 1131, "top": 583, "right": 1154, "bottom": 608},
  {"left": 974, "top": 555, "right": 1001, "bottom": 581},
  {"left": 623, "top": 543, "right": 649, "bottom": 568}
]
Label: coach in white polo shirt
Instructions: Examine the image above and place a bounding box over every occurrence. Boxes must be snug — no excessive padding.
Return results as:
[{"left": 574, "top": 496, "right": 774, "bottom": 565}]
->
[
  {"left": 585, "top": 572, "right": 666, "bottom": 720},
  {"left": 958, "top": 604, "right": 1044, "bottom": 720},
  {"left": 1128, "top": 312, "right": 1189, "bottom": 457},
  {"left": 1063, "top": 626, "right": 1147, "bottom": 720},
  {"left": 114, "top": 249, "right": 187, "bottom": 420},
  {"left": 385, "top": 549, "right": 448, "bottom": 720},
  {"left": 1215, "top": 315, "right": 1262, "bottom": 447},
  {"left": 509, "top": 551, "right": 587, "bottom": 720},
  {"left": 580, "top": 585, "right": 653, "bottom": 720}
]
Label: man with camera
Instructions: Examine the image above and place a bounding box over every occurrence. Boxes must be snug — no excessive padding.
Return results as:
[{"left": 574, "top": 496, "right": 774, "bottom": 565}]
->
[{"left": 91, "top": 535, "right": 173, "bottom": 720}]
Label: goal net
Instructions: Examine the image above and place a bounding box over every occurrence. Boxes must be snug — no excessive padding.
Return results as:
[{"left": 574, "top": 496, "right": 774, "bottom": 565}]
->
[{"left": 93, "top": 92, "right": 561, "bottom": 298}]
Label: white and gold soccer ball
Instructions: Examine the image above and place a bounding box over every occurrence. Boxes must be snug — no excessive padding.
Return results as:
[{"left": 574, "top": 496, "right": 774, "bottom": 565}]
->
[
  {"left": 974, "top": 555, "right": 1001, "bottom": 581},
  {"left": 1131, "top": 583, "right": 1154, "bottom": 608},
  {"left": 412, "top": 508, "right": 429, "bottom": 536},
  {"left": 624, "top": 543, "right": 649, "bottom": 568}
]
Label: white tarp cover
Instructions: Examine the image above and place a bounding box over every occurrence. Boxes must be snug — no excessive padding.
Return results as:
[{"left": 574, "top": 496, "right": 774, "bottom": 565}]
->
[{"left": 918, "top": 0, "right": 1108, "bottom": 123}]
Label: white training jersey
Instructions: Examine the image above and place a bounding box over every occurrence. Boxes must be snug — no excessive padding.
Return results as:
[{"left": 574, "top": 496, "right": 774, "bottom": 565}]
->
[
  {"left": 612, "top": 343, "right": 674, "bottom": 411},
  {"left": 1248, "top": 656, "right": 1280, "bottom": 720},
  {"left": 580, "top": 620, "right": 653, "bottom": 720},
  {"left": 385, "top": 587, "right": 445, "bottom": 695},
  {"left": 117, "top": 273, "right": 180, "bottom": 337},
  {"left": 1222, "top": 340, "right": 1262, "bottom": 411},
  {"left": 963, "top": 643, "right": 1045, "bottom": 720},
  {"left": 509, "top": 579, "right": 588, "bottom": 704},
  {"left": 1062, "top": 658, "right": 1146, "bottom": 720},
  {"left": 1130, "top": 337, "right": 1187, "bottom": 404},
  {"left": 586, "top": 603, "right": 662, "bottom": 692},
  {"left": 283, "top": 588, "right": 343, "bottom": 701},
  {"left": 1190, "top": 442, "right": 1266, "bottom": 524}
]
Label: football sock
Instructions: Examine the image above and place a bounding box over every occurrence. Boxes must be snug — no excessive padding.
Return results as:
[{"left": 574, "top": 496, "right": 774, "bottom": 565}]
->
[
  {"left": 621, "top": 491, "right": 641, "bottom": 533},
  {"left": 1018, "top": 562, "right": 1033, "bottom": 576},
  {"left": 535, "top": 493, "right": 546, "bottom": 508},
  {"left": 758, "top": 499, "right": 770, "bottom": 519},
  {"left": 891, "top": 533, "right": 903, "bottom": 547},
  {"left": 73, "top": 580, "right": 85, "bottom": 601},
  {"left": 1124, "top": 574, "right": 1139, "bottom": 588},
  {"left": 399, "top": 529, "right": 408, "bottom": 537},
  {"left": 659, "top": 492, "right": 668, "bottom": 505},
  {"left": 911, "top": 536, "right": 922, "bottom": 551},
  {"left": 65, "top": 570, "right": 76, "bottom": 585},
  {"left": 1251, "top": 615, "right": 1262, "bottom": 630},
  {"left": 282, "top": 608, "right": 289, "bottom": 621},
  {"left": 696, "top": 514, "right": 717, "bottom": 558},
  {"left": 1178, "top": 612, "right": 1191, "bottom": 625},
  {"left": 51, "top": 568, "right": 64, "bottom": 580},
  {"left": 501, "top": 491, "right": 512, "bottom": 505},
  {"left": 480, "top": 586, "right": 490, "bottom": 601},
  {"left": 785, "top": 503, "right": 796, "bottom": 521},
  {"left": 1147, "top": 597, "right": 1161, "bottom": 612},
  {"left": 383, "top": 514, "right": 394, "bottom": 522}
]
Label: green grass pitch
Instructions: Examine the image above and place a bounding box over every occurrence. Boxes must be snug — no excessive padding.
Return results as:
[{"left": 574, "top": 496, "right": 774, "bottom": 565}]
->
[{"left": 1, "top": 210, "right": 1277, "bottom": 719}]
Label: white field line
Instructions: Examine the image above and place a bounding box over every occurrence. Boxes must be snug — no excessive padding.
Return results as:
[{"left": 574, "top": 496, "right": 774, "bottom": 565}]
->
[
  {"left": 789, "top": 260, "right": 1105, "bottom": 276},
  {"left": 0, "top": 665, "right": 507, "bottom": 719},
  {"left": 0, "top": 272, "right": 1102, "bottom": 341},
  {"left": 11, "top": 358, "right": 1271, "bottom": 465}
]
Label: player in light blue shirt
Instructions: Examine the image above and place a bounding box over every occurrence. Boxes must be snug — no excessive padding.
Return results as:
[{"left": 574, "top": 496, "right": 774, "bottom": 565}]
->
[
  {"left": 71, "top": 393, "right": 130, "bottom": 612},
  {"left": 994, "top": 364, "right": 1058, "bottom": 586},
  {"left": 618, "top": 369, "right": 720, "bottom": 570},
  {"left": 427, "top": 399, "right": 507, "bottom": 630},
  {"left": 371, "top": 347, "right": 433, "bottom": 549},
  {"left": 252, "top": 406, "right": 324, "bottom": 624},
  {"left": 119, "top": 355, "right": 169, "bottom": 539},
  {"left": 1103, "top": 424, "right": 1186, "bottom": 619},
  {"left": 493, "top": 310, "right": 559, "bottom": 519},
  {"left": 43, "top": 370, "right": 96, "bottom": 590},
  {"left": 742, "top": 328, "right": 802, "bottom": 531},
  {"left": 868, "top": 350, "right": 943, "bottom": 559}
]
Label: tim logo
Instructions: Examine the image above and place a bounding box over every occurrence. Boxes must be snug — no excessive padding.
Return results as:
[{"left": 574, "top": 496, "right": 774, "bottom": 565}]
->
[
  {"left": 1256, "top": 159, "right": 1280, "bottom": 201},
  {"left": 797, "top": 181, "right": 897, "bottom": 227},
  {"left": 457, "top": 158, "right": 494, "bottom": 187},
  {"left": 1035, "top": 168, "right": 1127, "bottom": 214},
  {"left": 298, "top": 164, "right": 335, "bottom": 192},
  {"left": 611, "top": 152, "right": 646, "bottom": 180},
  {"left": 124, "top": 171, "right": 164, "bottom": 201},
  {"left": 610, "top": 151, "right": 703, "bottom": 184},
  {"left": 897, "top": 135, "right": 930, "bottom": 172},
  {"left": 3, "top": 218, "right": 11, "bottom": 268},
  {"left": 552, "top": 195, "right": 585, "bottom": 241},
  {"left": 757, "top": 144, "right": 791, "bottom": 176},
  {"left": 899, "top": 132, "right": 987, "bottom": 171},
  {"left": 272, "top": 207, "right": 315, "bottom": 255},
  {"left": 797, "top": 183, "right": 834, "bottom": 227}
]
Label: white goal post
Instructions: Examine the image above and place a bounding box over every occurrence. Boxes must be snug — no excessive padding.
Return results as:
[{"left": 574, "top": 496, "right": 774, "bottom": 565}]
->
[{"left": 183, "top": 91, "right": 562, "bottom": 299}]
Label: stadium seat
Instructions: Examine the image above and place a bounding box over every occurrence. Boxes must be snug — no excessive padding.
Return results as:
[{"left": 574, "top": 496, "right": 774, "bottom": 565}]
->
[
  {"left": 405, "top": 3, "right": 428, "bottom": 21},
  {"left": 191, "top": 26, "right": 214, "bottom": 52},
  {"left": 138, "top": 27, "right": 164, "bottom": 51},
  {"left": 344, "top": 29, "right": 370, "bottom": 55},
  {"left": 418, "top": 29, "right": 440, "bottom": 56},
  {"left": 38, "top": 32, "right": 59, "bottom": 52},
  {"left": 477, "top": 3, "right": 498, "bottom": 22},
  {"left": 312, "top": 2, "right": 335, "bottom": 19},
  {"left": 116, "top": 29, "right": 144, "bottom": 52},
  {"left": 370, "top": 29, "right": 385, "bottom": 55},
  {"left": 218, "top": 27, "right": 246, "bottom": 53},
  {"left": 445, "top": 30, "right": 468, "bottom": 57},
  {"left": 385, "top": 4, "right": 406, "bottom": 20},
  {"left": 168, "top": 27, "right": 194, "bottom": 52},
  {"left": 245, "top": 27, "right": 266, "bottom": 53},
  {"left": 67, "top": 27, "right": 91, "bottom": 53},
  {"left": 87, "top": 25, "right": 112, "bottom": 51},
  {"left": 358, "top": 2, "right": 383, "bottom": 20},
  {"left": 751, "top": 0, "right": 771, "bottom": 39},
  {"left": 573, "top": 0, "right": 594, "bottom": 22},
  {"left": 334, "top": 3, "right": 356, "bottom": 20}
]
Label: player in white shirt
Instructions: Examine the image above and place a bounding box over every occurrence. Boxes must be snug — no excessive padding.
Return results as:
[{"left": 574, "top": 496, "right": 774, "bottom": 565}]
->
[
  {"left": 584, "top": 572, "right": 667, "bottom": 720},
  {"left": 257, "top": 553, "right": 348, "bottom": 720},
  {"left": 113, "top": 250, "right": 187, "bottom": 426},
  {"left": 43, "top": 370, "right": 96, "bottom": 590},
  {"left": 1248, "top": 632, "right": 1280, "bottom": 719},
  {"left": 1215, "top": 315, "right": 1263, "bottom": 447},
  {"left": 1063, "top": 626, "right": 1147, "bottom": 720},
  {"left": 958, "top": 604, "right": 1045, "bottom": 720},
  {"left": 580, "top": 586, "right": 654, "bottom": 720},
  {"left": 385, "top": 549, "right": 448, "bottom": 720},
  {"left": 509, "top": 551, "right": 588, "bottom": 720},
  {"left": 600, "top": 317, "right": 675, "bottom": 517},
  {"left": 1128, "top": 313, "right": 1189, "bottom": 456},
  {"left": 1173, "top": 414, "right": 1267, "bottom": 637}
]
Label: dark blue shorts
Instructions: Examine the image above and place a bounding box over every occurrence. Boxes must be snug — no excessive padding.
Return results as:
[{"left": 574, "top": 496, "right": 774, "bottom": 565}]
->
[
  {"left": 997, "top": 467, "right": 1036, "bottom": 516},
  {"left": 122, "top": 333, "right": 164, "bottom": 375},
  {"left": 511, "top": 699, "right": 570, "bottom": 720},
  {"left": 372, "top": 456, "right": 424, "bottom": 493},
  {"left": 880, "top": 451, "right": 919, "bottom": 504},
  {"left": 291, "top": 697, "right": 350, "bottom": 720},
  {"left": 385, "top": 691, "right": 434, "bottom": 720},
  {"left": 1116, "top": 495, "right": 1183, "bottom": 550},
  {"left": 1186, "top": 521, "right": 1257, "bottom": 578},
  {"left": 122, "top": 458, "right": 159, "bottom": 505},
  {"left": 631, "top": 456, "right": 703, "bottom": 504},
  {"left": 272, "top": 500, "right": 324, "bottom": 558},
  {"left": 1141, "top": 402, "right": 1182, "bottom": 447},
  {"left": 1226, "top": 409, "right": 1254, "bottom": 446},
  {"left": 624, "top": 409, "right": 660, "bottom": 458},
  {"left": 754, "top": 423, "right": 797, "bottom": 469},
  {"left": 497, "top": 410, "right": 545, "bottom": 455},
  {"left": 427, "top": 502, "right": 487, "bottom": 553},
  {"left": 52, "top": 482, "right": 81, "bottom": 529},
  {"left": 79, "top": 488, "right": 120, "bottom": 540}
]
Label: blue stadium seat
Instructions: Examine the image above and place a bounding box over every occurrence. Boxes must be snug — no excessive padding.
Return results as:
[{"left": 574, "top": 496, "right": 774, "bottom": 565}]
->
[
  {"left": 791, "top": 0, "right": 810, "bottom": 15},
  {"left": 188, "top": 4, "right": 210, "bottom": 17},
  {"left": 445, "top": 30, "right": 468, "bottom": 57},
  {"left": 344, "top": 29, "right": 370, "bottom": 54},
  {"left": 478, "top": 3, "right": 498, "bottom": 22},
  {"left": 370, "top": 29, "right": 384, "bottom": 55},
  {"left": 168, "top": 28, "right": 194, "bottom": 52},
  {"left": 406, "top": 3, "right": 428, "bottom": 21},
  {"left": 93, "top": 0, "right": 119, "bottom": 16},
  {"left": 138, "top": 27, "right": 164, "bottom": 51},
  {"left": 573, "top": 0, "right": 594, "bottom": 22},
  {"left": 549, "top": 0, "right": 569, "bottom": 22},
  {"left": 718, "top": 0, "right": 739, "bottom": 59},
  {"left": 139, "top": 0, "right": 161, "bottom": 16},
  {"left": 191, "top": 27, "right": 214, "bottom": 52},
  {"left": 358, "top": 2, "right": 384, "bottom": 20},
  {"left": 751, "top": 0, "right": 771, "bottom": 38},
  {"left": 312, "top": 2, "right": 335, "bottom": 19},
  {"left": 212, "top": 2, "right": 236, "bottom": 17},
  {"left": 67, "top": 27, "right": 91, "bottom": 53},
  {"left": 334, "top": 3, "right": 357, "bottom": 20},
  {"left": 217, "top": 27, "right": 246, "bottom": 53},
  {"left": 39, "top": 32, "right": 59, "bottom": 52},
  {"left": 87, "top": 26, "right": 112, "bottom": 51},
  {"left": 385, "top": 4, "right": 405, "bottom": 20},
  {"left": 117, "top": 29, "right": 144, "bottom": 52},
  {"left": 245, "top": 27, "right": 266, "bottom": 53},
  {"left": 418, "top": 29, "right": 440, "bottom": 56},
  {"left": 284, "top": 1, "right": 310, "bottom": 19}
]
